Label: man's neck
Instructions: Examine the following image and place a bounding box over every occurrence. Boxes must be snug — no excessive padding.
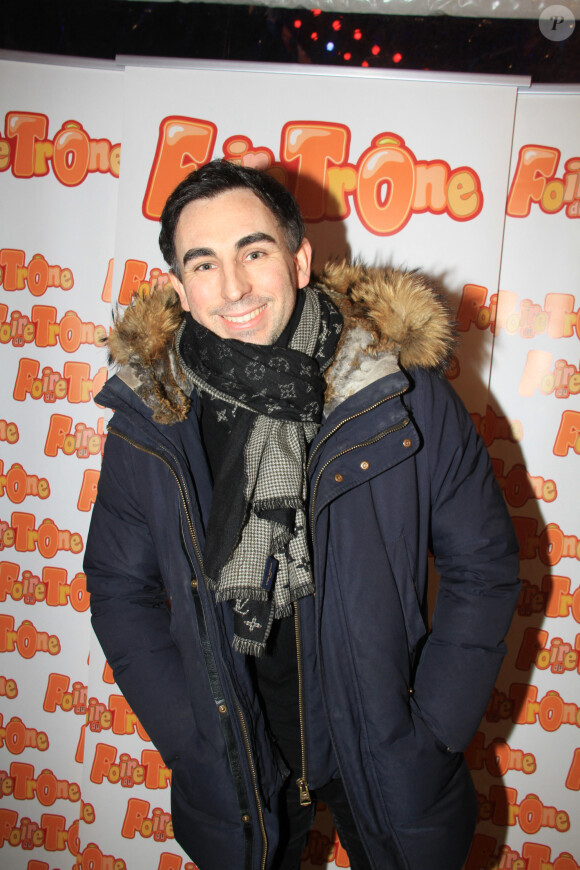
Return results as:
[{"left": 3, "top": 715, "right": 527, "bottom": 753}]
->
[{"left": 274, "top": 290, "right": 306, "bottom": 349}]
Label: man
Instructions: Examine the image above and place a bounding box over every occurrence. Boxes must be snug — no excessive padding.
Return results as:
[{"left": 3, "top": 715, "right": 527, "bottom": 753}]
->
[{"left": 85, "top": 160, "right": 520, "bottom": 870}]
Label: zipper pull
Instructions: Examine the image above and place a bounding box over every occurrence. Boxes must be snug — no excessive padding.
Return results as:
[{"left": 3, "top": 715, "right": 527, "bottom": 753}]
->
[{"left": 297, "top": 777, "right": 312, "bottom": 806}]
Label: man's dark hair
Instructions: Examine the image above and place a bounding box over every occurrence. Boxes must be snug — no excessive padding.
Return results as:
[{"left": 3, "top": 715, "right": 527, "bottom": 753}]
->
[{"left": 159, "top": 160, "right": 306, "bottom": 279}]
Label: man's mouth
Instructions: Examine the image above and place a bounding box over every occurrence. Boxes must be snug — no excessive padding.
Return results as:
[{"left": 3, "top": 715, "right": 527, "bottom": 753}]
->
[{"left": 221, "top": 304, "right": 267, "bottom": 325}]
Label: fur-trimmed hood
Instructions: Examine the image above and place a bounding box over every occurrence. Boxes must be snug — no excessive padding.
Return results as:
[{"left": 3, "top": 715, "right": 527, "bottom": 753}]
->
[{"left": 107, "top": 261, "right": 454, "bottom": 425}]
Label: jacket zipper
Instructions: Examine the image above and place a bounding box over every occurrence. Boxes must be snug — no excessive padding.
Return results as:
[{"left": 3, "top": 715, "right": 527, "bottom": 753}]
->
[
  {"left": 293, "top": 601, "right": 311, "bottom": 806},
  {"left": 235, "top": 704, "right": 268, "bottom": 870},
  {"left": 108, "top": 426, "right": 268, "bottom": 870},
  {"left": 306, "top": 386, "right": 407, "bottom": 477}
]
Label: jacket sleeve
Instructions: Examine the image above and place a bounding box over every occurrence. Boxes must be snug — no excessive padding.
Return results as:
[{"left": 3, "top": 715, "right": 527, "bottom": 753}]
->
[
  {"left": 411, "top": 371, "right": 520, "bottom": 752},
  {"left": 84, "top": 431, "right": 197, "bottom": 767}
]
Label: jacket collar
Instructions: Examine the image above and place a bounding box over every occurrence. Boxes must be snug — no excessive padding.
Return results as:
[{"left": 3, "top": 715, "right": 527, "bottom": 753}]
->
[{"left": 105, "top": 260, "right": 455, "bottom": 425}]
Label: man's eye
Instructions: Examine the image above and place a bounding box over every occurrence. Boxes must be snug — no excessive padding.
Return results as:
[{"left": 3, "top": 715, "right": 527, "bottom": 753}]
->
[
  {"left": 194, "top": 262, "right": 214, "bottom": 272},
  {"left": 247, "top": 250, "right": 264, "bottom": 261}
]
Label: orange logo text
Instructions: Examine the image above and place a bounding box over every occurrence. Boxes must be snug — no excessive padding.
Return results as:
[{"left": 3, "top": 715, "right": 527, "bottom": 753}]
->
[
  {"left": 477, "top": 786, "right": 569, "bottom": 834},
  {"left": 507, "top": 145, "right": 580, "bottom": 218},
  {"left": 456, "top": 285, "right": 580, "bottom": 339},
  {"left": 143, "top": 118, "right": 483, "bottom": 233},
  {"left": 122, "top": 798, "right": 173, "bottom": 841},
  {"left": 0, "top": 762, "right": 80, "bottom": 805},
  {"left": 0, "top": 302, "right": 106, "bottom": 350},
  {"left": 553, "top": 409, "right": 580, "bottom": 456},
  {"left": 492, "top": 459, "right": 556, "bottom": 507},
  {"left": 117, "top": 261, "right": 171, "bottom": 306},
  {"left": 467, "top": 835, "right": 580, "bottom": 870},
  {"left": 470, "top": 406, "right": 523, "bottom": 447},
  {"left": 0, "top": 804, "right": 94, "bottom": 852},
  {"left": 0, "top": 420, "right": 19, "bottom": 444},
  {"left": 0, "top": 676, "right": 18, "bottom": 699},
  {"left": 510, "top": 683, "right": 580, "bottom": 731},
  {"left": 516, "top": 627, "right": 580, "bottom": 674},
  {"left": 1, "top": 113, "right": 120, "bottom": 185},
  {"left": 566, "top": 748, "right": 580, "bottom": 791},
  {"left": 91, "top": 743, "right": 171, "bottom": 789},
  {"left": 0, "top": 512, "right": 83, "bottom": 556},
  {"left": 517, "top": 578, "right": 547, "bottom": 618},
  {"left": 0, "top": 461, "right": 50, "bottom": 504},
  {"left": 45, "top": 414, "right": 106, "bottom": 458},
  {"left": 0, "top": 250, "right": 73, "bottom": 296},
  {"left": 465, "top": 732, "right": 536, "bottom": 776},
  {"left": 519, "top": 350, "right": 580, "bottom": 398},
  {"left": 86, "top": 694, "right": 150, "bottom": 740},
  {"left": 157, "top": 853, "right": 200, "bottom": 870},
  {"left": 513, "top": 517, "right": 580, "bottom": 566},
  {"left": 0, "top": 616, "right": 60, "bottom": 658},
  {"left": 0, "top": 562, "right": 89, "bottom": 610},
  {"left": 0, "top": 714, "right": 49, "bottom": 754},
  {"left": 44, "top": 674, "right": 87, "bottom": 715},
  {"left": 13, "top": 359, "right": 108, "bottom": 404},
  {"left": 545, "top": 574, "right": 580, "bottom": 623},
  {"left": 77, "top": 469, "right": 101, "bottom": 513}
]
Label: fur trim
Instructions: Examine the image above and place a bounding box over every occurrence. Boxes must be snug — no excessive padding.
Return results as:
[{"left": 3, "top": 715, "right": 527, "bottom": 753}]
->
[
  {"left": 108, "top": 284, "right": 190, "bottom": 424},
  {"left": 108, "top": 284, "right": 183, "bottom": 367},
  {"left": 106, "top": 263, "right": 455, "bottom": 424},
  {"left": 317, "top": 261, "right": 454, "bottom": 372}
]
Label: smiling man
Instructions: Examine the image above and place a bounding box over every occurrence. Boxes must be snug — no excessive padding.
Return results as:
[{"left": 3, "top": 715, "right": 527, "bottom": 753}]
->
[
  {"left": 169, "top": 187, "right": 311, "bottom": 344},
  {"left": 85, "top": 160, "right": 520, "bottom": 870}
]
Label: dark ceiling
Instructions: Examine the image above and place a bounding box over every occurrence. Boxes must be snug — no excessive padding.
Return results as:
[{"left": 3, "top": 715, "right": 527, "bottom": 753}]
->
[{"left": 2, "top": 0, "right": 579, "bottom": 82}]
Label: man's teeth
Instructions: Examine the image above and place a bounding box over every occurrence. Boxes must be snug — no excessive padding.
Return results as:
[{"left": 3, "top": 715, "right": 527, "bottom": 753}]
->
[{"left": 222, "top": 304, "right": 266, "bottom": 324}]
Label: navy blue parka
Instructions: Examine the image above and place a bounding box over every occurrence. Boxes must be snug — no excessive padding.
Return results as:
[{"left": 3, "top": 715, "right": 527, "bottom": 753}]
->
[{"left": 85, "top": 263, "right": 520, "bottom": 870}]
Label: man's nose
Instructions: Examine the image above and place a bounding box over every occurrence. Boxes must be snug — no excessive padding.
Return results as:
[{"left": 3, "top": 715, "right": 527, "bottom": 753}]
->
[{"left": 221, "top": 262, "right": 251, "bottom": 301}]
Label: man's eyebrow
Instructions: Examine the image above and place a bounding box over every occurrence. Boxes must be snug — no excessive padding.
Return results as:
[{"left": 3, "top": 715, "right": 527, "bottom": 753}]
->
[
  {"left": 236, "top": 232, "right": 277, "bottom": 250},
  {"left": 181, "top": 233, "right": 277, "bottom": 268},
  {"left": 182, "top": 247, "right": 216, "bottom": 268}
]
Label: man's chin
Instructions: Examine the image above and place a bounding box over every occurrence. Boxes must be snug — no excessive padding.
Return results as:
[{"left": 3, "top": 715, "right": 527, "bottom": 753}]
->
[{"left": 216, "top": 317, "right": 281, "bottom": 346}]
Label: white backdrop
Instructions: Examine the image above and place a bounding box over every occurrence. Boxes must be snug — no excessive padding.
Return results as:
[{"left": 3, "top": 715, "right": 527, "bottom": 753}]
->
[{"left": 1, "top": 54, "right": 579, "bottom": 870}]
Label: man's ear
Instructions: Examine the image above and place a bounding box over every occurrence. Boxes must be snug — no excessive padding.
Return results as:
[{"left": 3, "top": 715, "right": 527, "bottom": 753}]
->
[
  {"left": 295, "top": 238, "right": 313, "bottom": 290},
  {"left": 169, "top": 271, "right": 190, "bottom": 312}
]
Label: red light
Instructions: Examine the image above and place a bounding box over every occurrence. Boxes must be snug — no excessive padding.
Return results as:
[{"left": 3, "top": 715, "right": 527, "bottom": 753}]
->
[
  {"left": 311, "top": 31, "right": 319, "bottom": 41},
  {"left": 312, "top": 8, "right": 322, "bottom": 15},
  {"left": 344, "top": 52, "right": 352, "bottom": 60},
  {"left": 362, "top": 61, "right": 369, "bottom": 67},
  {"left": 332, "top": 19, "right": 342, "bottom": 31},
  {"left": 393, "top": 52, "right": 403, "bottom": 63},
  {"left": 294, "top": 19, "right": 302, "bottom": 28},
  {"left": 371, "top": 45, "right": 380, "bottom": 56},
  {"left": 353, "top": 29, "right": 362, "bottom": 40}
]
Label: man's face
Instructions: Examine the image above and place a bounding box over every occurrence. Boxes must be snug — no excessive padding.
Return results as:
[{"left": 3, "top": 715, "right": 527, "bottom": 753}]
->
[{"left": 169, "top": 188, "right": 312, "bottom": 345}]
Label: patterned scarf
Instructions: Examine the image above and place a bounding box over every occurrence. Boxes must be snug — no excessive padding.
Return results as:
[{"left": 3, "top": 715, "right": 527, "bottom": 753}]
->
[{"left": 177, "top": 286, "right": 342, "bottom": 655}]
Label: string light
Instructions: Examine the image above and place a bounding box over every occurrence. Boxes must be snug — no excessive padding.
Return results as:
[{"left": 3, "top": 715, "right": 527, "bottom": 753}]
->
[
  {"left": 371, "top": 45, "right": 380, "bottom": 56},
  {"left": 326, "top": 41, "right": 335, "bottom": 51},
  {"left": 293, "top": 19, "right": 301, "bottom": 28},
  {"left": 311, "top": 32, "right": 319, "bottom": 41},
  {"left": 344, "top": 52, "right": 352, "bottom": 60},
  {"left": 362, "top": 60, "right": 369, "bottom": 66},
  {"left": 353, "top": 29, "right": 362, "bottom": 40},
  {"left": 332, "top": 20, "right": 342, "bottom": 31},
  {"left": 392, "top": 52, "right": 403, "bottom": 63},
  {"left": 312, "top": 8, "right": 322, "bottom": 15}
]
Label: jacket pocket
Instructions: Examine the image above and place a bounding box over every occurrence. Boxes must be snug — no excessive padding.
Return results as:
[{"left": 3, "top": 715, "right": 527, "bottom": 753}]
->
[
  {"left": 170, "top": 772, "right": 252, "bottom": 870},
  {"left": 385, "top": 536, "right": 426, "bottom": 655},
  {"left": 409, "top": 694, "right": 457, "bottom": 755}
]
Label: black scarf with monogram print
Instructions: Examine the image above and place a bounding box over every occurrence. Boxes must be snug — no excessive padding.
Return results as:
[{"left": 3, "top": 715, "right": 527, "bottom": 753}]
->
[{"left": 178, "top": 285, "right": 342, "bottom": 655}]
